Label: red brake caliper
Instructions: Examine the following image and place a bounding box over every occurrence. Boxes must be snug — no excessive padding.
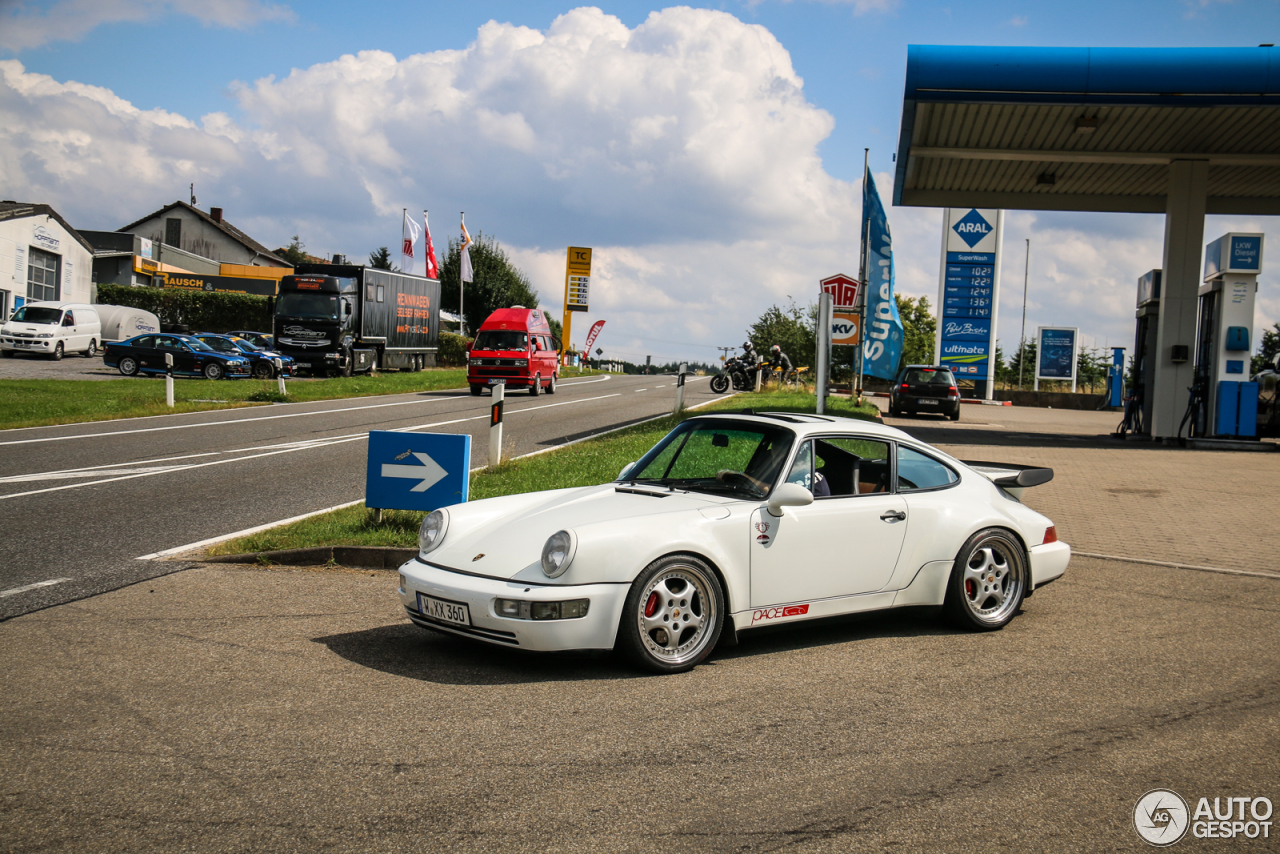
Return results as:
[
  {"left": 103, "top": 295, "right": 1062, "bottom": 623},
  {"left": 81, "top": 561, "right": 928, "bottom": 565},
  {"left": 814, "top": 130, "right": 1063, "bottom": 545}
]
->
[
  {"left": 965, "top": 579, "right": 976, "bottom": 598},
  {"left": 644, "top": 591, "right": 660, "bottom": 618}
]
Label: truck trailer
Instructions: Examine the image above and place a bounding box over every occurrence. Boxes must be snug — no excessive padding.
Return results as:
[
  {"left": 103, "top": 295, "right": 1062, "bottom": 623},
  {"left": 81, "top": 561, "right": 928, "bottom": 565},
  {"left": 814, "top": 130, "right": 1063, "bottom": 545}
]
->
[{"left": 273, "top": 264, "right": 440, "bottom": 376}]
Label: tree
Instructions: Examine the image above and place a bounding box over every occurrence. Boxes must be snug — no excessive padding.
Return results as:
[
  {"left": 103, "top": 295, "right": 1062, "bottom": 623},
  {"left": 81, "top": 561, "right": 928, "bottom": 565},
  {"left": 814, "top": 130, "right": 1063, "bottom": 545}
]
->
[
  {"left": 368, "top": 247, "right": 399, "bottom": 271},
  {"left": 749, "top": 301, "right": 815, "bottom": 371},
  {"left": 1076, "top": 347, "right": 1111, "bottom": 393},
  {"left": 280, "top": 235, "right": 309, "bottom": 267},
  {"left": 438, "top": 231, "right": 540, "bottom": 334},
  {"left": 1255, "top": 322, "right": 1280, "bottom": 374},
  {"left": 896, "top": 294, "right": 936, "bottom": 368},
  {"left": 1008, "top": 339, "right": 1037, "bottom": 390}
]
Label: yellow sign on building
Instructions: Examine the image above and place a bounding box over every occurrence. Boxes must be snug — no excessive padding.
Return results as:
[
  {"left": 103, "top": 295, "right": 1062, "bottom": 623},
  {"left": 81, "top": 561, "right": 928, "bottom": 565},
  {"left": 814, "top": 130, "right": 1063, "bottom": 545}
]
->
[{"left": 565, "top": 247, "right": 591, "bottom": 312}]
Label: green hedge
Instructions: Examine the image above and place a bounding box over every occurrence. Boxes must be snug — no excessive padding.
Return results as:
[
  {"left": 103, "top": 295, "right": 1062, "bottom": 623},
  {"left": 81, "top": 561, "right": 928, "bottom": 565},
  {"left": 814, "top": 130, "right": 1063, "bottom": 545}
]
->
[
  {"left": 97, "top": 284, "right": 271, "bottom": 333},
  {"left": 437, "top": 331, "right": 472, "bottom": 367}
]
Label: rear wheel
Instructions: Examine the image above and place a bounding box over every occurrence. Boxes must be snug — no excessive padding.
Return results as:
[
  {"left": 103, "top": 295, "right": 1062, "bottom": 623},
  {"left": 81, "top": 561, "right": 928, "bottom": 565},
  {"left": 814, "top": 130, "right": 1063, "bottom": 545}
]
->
[
  {"left": 942, "top": 528, "right": 1027, "bottom": 631},
  {"left": 547, "top": 373, "right": 557, "bottom": 394},
  {"left": 618, "top": 554, "right": 724, "bottom": 674},
  {"left": 118, "top": 356, "right": 139, "bottom": 377},
  {"left": 50, "top": 342, "right": 64, "bottom": 361},
  {"left": 84, "top": 339, "right": 97, "bottom": 358},
  {"left": 950, "top": 408, "right": 961, "bottom": 421},
  {"left": 203, "top": 362, "right": 225, "bottom": 380},
  {"left": 529, "top": 373, "right": 541, "bottom": 396}
]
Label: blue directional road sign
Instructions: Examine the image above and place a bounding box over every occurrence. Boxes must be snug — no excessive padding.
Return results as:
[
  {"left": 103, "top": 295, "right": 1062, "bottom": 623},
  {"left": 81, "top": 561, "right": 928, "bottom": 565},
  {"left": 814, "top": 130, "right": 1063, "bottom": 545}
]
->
[{"left": 365, "top": 430, "right": 470, "bottom": 512}]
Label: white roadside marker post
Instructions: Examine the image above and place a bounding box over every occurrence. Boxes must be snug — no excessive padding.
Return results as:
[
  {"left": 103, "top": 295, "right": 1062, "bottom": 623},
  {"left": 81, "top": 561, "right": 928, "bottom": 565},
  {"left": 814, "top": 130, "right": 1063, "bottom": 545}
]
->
[
  {"left": 274, "top": 358, "right": 286, "bottom": 397},
  {"left": 164, "top": 352, "right": 174, "bottom": 408},
  {"left": 673, "top": 363, "right": 687, "bottom": 415},
  {"left": 489, "top": 381, "right": 504, "bottom": 467}
]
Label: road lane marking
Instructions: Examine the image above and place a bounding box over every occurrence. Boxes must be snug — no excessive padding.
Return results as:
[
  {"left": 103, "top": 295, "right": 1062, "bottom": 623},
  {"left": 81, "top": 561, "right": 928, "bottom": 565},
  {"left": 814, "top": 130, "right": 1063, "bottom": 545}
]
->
[
  {"left": 0, "top": 375, "right": 618, "bottom": 448},
  {"left": 138, "top": 392, "right": 739, "bottom": 560},
  {"left": 1075, "top": 551, "right": 1280, "bottom": 580},
  {"left": 0, "top": 578, "right": 72, "bottom": 598},
  {"left": 1, "top": 393, "right": 623, "bottom": 501}
]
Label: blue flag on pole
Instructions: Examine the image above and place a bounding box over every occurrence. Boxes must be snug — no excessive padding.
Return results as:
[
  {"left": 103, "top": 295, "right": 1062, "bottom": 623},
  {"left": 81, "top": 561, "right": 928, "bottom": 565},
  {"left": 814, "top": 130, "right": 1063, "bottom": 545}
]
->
[{"left": 861, "top": 171, "right": 904, "bottom": 380}]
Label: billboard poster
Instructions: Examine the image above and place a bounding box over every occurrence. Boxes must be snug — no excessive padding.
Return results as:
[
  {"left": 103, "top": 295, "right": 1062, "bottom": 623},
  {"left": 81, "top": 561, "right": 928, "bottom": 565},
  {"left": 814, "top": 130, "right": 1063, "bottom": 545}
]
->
[
  {"left": 1036, "top": 327, "right": 1078, "bottom": 381},
  {"left": 935, "top": 208, "right": 1002, "bottom": 397}
]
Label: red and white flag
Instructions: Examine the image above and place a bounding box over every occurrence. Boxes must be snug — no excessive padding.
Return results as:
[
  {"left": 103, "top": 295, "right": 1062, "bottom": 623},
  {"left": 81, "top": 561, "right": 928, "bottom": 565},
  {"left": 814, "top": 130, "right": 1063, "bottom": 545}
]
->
[
  {"left": 423, "top": 211, "right": 439, "bottom": 279},
  {"left": 584, "top": 320, "right": 606, "bottom": 353},
  {"left": 402, "top": 210, "right": 421, "bottom": 274}
]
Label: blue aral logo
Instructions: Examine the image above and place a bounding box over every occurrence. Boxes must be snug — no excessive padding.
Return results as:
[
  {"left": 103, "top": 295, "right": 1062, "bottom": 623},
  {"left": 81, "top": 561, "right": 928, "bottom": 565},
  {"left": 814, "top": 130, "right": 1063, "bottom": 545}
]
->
[{"left": 953, "top": 209, "right": 993, "bottom": 248}]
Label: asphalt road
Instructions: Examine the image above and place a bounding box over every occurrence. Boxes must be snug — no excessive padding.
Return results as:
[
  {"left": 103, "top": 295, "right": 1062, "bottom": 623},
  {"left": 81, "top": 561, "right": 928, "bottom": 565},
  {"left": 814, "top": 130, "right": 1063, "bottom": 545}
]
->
[{"left": 0, "top": 373, "right": 720, "bottom": 620}]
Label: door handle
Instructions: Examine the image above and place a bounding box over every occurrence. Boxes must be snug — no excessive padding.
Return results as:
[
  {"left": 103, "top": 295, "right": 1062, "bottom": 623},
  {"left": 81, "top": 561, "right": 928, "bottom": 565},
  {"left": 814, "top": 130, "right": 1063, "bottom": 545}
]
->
[{"left": 879, "top": 510, "right": 906, "bottom": 523}]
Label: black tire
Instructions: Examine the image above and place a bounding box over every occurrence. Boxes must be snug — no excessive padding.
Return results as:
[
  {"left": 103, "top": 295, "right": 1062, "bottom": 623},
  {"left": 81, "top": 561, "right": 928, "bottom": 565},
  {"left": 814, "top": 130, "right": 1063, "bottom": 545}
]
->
[
  {"left": 950, "top": 408, "right": 961, "bottom": 422},
  {"left": 547, "top": 373, "right": 557, "bottom": 394},
  {"left": 709, "top": 374, "right": 730, "bottom": 394},
  {"left": 617, "top": 554, "right": 724, "bottom": 674},
  {"left": 203, "top": 362, "right": 225, "bottom": 380},
  {"left": 529, "top": 373, "right": 541, "bottom": 396},
  {"left": 252, "top": 361, "right": 273, "bottom": 379},
  {"left": 50, "top": 342, "right": 63, "bottom": 361},
  {"left": 1, "top": 349, "right": 13, "bottom": 358},
  {"left": 118, "top": 356, "right": 139, "bottom": 377},
  {"left": 942, "top": 528, "right": 1028, "bottom": 632},
  {"left": 340, "top": 358, "right": 353, "bottom": 378},
  {"left": 470, "top": 384, "right": 483, "bottom": 396},
  {"left": 84, "top": 339, "right": 97, "bottom": 358}
]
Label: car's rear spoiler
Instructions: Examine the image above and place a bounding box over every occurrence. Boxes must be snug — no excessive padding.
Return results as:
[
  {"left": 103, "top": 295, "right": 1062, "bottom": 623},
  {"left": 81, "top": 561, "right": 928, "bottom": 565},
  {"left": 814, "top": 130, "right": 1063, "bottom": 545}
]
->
[{"left": 961, "top": 461, "right": 1054, "bottom": 497}]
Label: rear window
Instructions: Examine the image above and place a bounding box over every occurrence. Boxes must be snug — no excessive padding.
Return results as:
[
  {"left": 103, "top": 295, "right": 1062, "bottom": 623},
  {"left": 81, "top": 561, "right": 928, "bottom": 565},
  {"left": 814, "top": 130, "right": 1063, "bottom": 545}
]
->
[{"left": 904, "top": 369, "right": 954, "bottom": 386}]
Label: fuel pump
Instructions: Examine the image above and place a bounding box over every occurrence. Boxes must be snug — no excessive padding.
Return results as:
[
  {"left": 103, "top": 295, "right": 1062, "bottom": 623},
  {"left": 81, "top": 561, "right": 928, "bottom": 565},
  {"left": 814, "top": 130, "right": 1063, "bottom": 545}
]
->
[
  {"left": 1118, "top": 269, "right": 1160, "bottom": 437},
  {"left": 1191, "top": 233, "right": 1264, "bottom": 439}
]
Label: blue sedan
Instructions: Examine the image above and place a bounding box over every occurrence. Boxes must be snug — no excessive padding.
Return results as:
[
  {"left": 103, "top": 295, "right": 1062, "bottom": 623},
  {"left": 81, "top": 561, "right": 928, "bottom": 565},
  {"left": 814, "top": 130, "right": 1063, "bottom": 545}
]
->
[
  {"left": 103, "top": 333, "right": 251, "bottom": 380},
  {"left": 194, "top": 333, "right": 296, "bottom": 379}
]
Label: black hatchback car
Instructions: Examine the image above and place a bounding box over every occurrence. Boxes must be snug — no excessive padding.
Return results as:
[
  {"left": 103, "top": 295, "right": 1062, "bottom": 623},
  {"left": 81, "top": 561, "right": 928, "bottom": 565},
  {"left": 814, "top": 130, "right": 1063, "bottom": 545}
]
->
[{"left": 888, "top": 365, "right": 962, "bottom": 420}]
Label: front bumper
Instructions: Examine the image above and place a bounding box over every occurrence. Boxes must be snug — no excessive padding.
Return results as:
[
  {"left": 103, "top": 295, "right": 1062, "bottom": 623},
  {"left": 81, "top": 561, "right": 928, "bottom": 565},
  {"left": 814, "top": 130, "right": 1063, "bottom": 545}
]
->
[
  {"left": 1029, "top": 540, "right": 1070, "bottom": 588},
  {"left": 398, "top": 558, "right": 629, "bottom": 652},
  {"left": 468, "top": 373, "right": 535, "bottom": 387},
  {"left": 2, "top": 338, "right": 54, "bottom": 352}
]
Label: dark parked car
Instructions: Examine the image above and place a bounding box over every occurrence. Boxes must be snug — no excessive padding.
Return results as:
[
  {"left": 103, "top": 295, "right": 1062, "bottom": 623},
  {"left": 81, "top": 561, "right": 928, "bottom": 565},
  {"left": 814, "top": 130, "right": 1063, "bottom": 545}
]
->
[
  {"left": 888, "top": 365, "right": 962, "bottom": 420},
  {"left": 103, "top": 333, "right": 251, "bottom": 380},
  {"left": 227, "top": 330, "right": 274, "bottom": 349},
  {"left": 194, "top": 333, "right": 296, "bottom": 379}
]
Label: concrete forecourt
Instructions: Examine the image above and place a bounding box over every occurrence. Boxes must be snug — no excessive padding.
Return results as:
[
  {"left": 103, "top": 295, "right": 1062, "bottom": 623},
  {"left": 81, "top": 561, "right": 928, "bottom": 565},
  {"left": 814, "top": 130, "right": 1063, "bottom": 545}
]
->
[{"left": 1, "top": 400, "right": 1277, "bottom": 851}]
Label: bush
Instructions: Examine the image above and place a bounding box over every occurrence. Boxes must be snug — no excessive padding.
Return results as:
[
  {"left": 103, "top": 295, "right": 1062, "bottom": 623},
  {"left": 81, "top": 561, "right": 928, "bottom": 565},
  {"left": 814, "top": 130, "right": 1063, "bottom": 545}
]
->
[
  {"left": 97, "top": 284, "right": 271, "bottom": 333},
  {"left": 437, "top": 331, "right": 472, "bottom": 367}
]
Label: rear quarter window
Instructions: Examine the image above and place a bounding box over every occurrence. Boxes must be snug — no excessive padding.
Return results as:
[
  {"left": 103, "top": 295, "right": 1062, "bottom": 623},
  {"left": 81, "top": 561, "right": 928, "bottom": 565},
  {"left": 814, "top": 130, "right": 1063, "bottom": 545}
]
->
[{"left": 896, "top": 446, "right": 959, "bottom": 492}]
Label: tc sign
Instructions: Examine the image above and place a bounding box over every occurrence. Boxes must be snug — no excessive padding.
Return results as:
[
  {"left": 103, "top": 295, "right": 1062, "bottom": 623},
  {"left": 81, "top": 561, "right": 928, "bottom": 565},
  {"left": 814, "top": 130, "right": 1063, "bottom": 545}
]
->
[{"left": 365, "top": 431, "right": 470, "bottom": 512}]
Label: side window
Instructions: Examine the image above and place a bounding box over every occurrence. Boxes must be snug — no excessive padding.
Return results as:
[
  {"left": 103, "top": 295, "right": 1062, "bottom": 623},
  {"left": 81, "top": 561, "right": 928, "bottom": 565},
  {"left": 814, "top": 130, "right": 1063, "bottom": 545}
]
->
[
  {"left": 897, "top": 446, "right": 959, "bottom": 492},
  {"left": 813, "top": 437, "right": 892, "bottom": 497},
  {"left": 376, "top": 285, "right": 385, "bottom": 303},
  {"left": 366, "top": 284, "right": 375, "bottom": 301},
  {"left": 133, "top": 336, "right": 154, "bottom": 348},
  {"left": 62, "top": 311, "right": 75, "bottom": 326}
]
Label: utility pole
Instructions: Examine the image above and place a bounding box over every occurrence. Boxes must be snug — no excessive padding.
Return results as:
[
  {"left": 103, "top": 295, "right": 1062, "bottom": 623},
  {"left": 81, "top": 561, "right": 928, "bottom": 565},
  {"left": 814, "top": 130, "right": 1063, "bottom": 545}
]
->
[{"left": 1018, "top": 238, "right": 1030, "bottom": 390}]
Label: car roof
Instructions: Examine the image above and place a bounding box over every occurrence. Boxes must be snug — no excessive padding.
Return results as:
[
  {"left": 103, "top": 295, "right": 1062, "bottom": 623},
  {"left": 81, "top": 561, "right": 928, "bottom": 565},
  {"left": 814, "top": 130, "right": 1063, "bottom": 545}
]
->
[{"left": 688, "top": 411, "right": 915, "bottom": 443}]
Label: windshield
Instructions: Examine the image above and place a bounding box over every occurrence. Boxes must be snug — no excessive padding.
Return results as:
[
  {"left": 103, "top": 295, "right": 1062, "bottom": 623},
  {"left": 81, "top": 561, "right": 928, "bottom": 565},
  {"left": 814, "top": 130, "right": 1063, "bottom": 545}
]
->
[
  {"left": 230, "top": 338, "right": 261, "bottom": 353},
  {"left": 10, "top": 306, "right": 62, "bottom": 324},
  {"left": 179, "top": 337, "right": 214, "bottom": 351},
  {"left": 277, "top": 292, "right": 339, "bottom": 320},
  {"left": 624, "top": 418, "right": 794, "bottom": 499},
  {"left": 473, "top": 330, "right": 528, "bottom": 351}
]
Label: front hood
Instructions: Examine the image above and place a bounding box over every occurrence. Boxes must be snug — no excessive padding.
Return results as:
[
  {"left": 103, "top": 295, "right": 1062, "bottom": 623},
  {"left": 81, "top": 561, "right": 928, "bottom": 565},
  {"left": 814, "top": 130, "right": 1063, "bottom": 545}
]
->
[
  {"left": 430, "top": 483, "right": 730, "bottom": 580},
  {"left": 2, "top": 323, "right": 54, "bottom": 335}
]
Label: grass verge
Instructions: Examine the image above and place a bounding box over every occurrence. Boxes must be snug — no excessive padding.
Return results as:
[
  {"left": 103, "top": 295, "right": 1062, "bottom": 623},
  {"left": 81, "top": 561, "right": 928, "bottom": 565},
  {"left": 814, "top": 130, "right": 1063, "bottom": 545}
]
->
[
  {"left": 0, "top": 369, "right": 469, "bottom": 430},
  {"left": 206, "top": 390, "right": 879, "bottom": 556}
]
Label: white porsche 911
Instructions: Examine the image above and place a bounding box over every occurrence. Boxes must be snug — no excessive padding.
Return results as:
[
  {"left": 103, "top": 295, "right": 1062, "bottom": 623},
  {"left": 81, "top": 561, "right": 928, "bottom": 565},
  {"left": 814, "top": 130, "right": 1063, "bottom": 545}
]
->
[{"left": 397, "top": 412, "right": 1070, "bottom": 673}]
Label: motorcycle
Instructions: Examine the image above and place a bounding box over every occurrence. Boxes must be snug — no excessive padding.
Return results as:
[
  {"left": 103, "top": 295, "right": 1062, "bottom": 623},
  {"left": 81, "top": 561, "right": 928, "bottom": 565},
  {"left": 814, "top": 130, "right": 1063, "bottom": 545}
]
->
[{"left": 710, "top": 356, "right": 763, "bottom": 394}]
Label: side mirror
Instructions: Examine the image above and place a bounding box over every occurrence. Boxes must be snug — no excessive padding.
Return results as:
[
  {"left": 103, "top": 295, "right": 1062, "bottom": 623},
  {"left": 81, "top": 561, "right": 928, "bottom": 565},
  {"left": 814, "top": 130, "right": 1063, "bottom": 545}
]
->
[
  {"left": 618, "top": 462, "right": 637, "bottom": 480},
  {"left": 767, "top": 482, "right": 813, "bottom": 517}
]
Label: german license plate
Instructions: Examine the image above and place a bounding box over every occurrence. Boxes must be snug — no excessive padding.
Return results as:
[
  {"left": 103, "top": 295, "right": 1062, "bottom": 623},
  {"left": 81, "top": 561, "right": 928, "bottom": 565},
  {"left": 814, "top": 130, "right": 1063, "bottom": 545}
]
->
[
  {"left": 15, "top": 341, "right": 32, "bottom": 347},
  {"left": 919, "top": 399, "right": 938, "bottom": 405},
  {"left": 294, "top": 361, "right": 310, "bottom": 368},
  {"left": 488, "top": 378, "right": 502, "bottom": 385},
  {"left": 417, "top": 593, "right": 470, "bottom": 626}
]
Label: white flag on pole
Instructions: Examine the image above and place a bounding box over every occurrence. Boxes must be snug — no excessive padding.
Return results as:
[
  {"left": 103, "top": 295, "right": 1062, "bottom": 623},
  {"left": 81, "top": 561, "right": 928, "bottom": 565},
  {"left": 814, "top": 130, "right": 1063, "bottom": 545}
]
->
[
  {"left": 402, "top": 210, "right": 421, "bottom": 275},
  {"left": 460, "top": 215, "right": 474, "bottom": 284}
]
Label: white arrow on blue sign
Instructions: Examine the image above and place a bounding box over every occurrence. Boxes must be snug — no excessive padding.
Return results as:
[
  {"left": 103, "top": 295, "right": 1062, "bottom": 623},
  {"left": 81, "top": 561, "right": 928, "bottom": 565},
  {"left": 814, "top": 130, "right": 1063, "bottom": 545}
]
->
[{"left": 365, "top": 430, "right": 470, "bottom": 512}]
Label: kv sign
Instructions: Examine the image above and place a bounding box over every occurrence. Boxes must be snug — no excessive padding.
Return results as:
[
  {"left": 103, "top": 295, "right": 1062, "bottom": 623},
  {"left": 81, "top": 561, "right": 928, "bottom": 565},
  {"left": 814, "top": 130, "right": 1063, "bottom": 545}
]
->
[{"left": 831, "top": 311, "right": 861, "bottom": 346}]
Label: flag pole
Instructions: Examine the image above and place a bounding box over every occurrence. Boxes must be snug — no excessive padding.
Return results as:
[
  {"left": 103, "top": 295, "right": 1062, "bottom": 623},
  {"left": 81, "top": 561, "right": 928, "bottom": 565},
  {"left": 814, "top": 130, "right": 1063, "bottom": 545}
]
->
[
  {"left": 459, "top": 212, "right": 466, "bottom": 338},
  {"left": 855, "top": 148, "right": 869, "bottom": 405},
  {"left": 401, "top": 208, "right": 407, "bottom": 272}
]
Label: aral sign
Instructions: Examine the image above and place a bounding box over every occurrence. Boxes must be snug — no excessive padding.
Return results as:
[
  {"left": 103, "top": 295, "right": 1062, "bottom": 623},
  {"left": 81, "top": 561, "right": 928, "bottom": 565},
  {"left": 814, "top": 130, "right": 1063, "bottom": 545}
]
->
[{"left": 935, "top": 208, "right": 1003, "bottom": 398}]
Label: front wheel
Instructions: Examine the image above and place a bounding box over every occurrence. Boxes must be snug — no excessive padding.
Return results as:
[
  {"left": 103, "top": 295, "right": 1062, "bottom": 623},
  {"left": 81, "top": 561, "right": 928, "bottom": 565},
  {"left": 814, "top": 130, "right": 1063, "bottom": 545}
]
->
[
  {"left": 617, "top": 554, "right": 724, "bottom": 674},
  {"left": 203, "top": 362, "right": 225, "bottom": 380},
  {"left": 50, "top": 342, "right": 64, "bottom": 361},
  {"left": 118, "top": 356, "right": 139, "bottom": 377},
  {"left": 251, "top": 361, "right": 273, "bottom": 379},
  {"left": 942, "top": 528, "right": 1027, "bottom": 631},
  {"left": 84, "top": 339, "right": 97, "bottom": 358},
  {"left": 469, "top": 384, "right": 483, "bottom": 396},
  {"left": 709, "top": 374, "right": 730, "bottom": 394}
]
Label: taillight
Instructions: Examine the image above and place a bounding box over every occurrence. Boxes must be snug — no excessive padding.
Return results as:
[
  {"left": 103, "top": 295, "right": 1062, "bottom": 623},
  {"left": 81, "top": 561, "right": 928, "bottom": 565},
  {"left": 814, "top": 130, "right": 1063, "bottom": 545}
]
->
[
  {"left": 949, "top": 386, "right": 958, "bottom": 395},
  {"left": 1042, "top": 526, "right": 1058, "bottom": 544},
  {"left": 901, "top": 383, "right": 909, "bottom": 390}
]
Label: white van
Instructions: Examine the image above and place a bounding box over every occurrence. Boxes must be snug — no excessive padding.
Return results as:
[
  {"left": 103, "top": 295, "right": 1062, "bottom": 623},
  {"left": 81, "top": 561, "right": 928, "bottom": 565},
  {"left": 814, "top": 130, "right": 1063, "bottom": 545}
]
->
[
  {"left": 0, "top": 301, "right": 103, "bottom": 360},
  {"left": 95, "top": 304, "right": 161, "bottom": 345}
]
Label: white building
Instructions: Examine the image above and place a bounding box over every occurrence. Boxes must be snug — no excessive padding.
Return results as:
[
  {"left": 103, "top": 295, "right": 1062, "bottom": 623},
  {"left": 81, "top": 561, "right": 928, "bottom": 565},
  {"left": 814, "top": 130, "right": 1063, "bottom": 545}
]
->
[{"left": 0, "top": 202, "right": 95, "bottom": 319}]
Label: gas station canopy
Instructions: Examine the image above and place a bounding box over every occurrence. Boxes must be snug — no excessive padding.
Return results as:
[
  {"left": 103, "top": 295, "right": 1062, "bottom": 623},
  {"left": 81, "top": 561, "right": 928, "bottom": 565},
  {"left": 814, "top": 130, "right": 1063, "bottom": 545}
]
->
[{"left": 894, "top": 46, "right": 1280, "bottom": 215}]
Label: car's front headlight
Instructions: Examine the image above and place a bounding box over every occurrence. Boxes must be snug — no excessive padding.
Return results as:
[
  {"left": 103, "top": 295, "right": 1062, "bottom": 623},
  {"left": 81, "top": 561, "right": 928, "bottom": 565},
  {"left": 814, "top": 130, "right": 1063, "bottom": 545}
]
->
[
  {"left": 37, "top": 333, "right": 53, "bottom": 339},
  {"left": 419, "top": 509, "right": 449, "bottom": 555},
  {"left": 541, "top": 529, "right": 576, "bottom": 578}
]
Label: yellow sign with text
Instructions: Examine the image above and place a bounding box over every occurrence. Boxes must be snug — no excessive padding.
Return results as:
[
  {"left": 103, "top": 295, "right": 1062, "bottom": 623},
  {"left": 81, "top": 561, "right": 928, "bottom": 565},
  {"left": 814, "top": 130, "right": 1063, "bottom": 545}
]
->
[
  {"left": 565, "top": 247, "right": 592, "bottom": 312},
  {"left": 832, "top": 311, "right": 861, "bottom": 347}
]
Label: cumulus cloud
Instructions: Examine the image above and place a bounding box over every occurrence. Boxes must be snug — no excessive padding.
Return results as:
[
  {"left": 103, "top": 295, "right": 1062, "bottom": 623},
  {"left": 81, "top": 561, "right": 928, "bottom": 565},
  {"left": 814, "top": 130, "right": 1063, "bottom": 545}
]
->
[
  {"left": 0, "top": 0, "right": 295, "bottom": 52},
  {"left": 1, "top": 5, "right": 1275, "bottom": 364}
]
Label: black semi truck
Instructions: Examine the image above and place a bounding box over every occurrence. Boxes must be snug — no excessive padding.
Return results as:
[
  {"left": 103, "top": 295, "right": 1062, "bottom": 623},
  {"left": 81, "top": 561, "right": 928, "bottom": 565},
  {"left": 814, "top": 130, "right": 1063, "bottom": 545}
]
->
[{"left": 273, "top": 263, "right": 440, "bottom": 376}]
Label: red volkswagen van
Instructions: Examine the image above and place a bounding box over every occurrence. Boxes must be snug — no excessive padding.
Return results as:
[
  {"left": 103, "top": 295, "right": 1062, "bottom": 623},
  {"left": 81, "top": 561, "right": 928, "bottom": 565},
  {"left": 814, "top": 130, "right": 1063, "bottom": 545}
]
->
[{"left": 467, "top": 307, "right": 559, "bottom": 396}]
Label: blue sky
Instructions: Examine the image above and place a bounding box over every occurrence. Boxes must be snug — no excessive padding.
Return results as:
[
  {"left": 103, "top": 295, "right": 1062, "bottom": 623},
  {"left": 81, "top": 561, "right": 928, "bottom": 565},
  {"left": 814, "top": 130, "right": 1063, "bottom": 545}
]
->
[{"left": 3, "top": 0, "right": 1278, "bottom": 364}]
